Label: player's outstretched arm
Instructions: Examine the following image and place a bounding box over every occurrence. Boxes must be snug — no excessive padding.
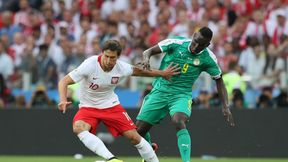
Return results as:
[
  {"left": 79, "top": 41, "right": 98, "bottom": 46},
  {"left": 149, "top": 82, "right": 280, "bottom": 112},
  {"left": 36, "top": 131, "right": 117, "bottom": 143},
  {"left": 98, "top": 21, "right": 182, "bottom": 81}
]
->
[
  {"left": 132, "top": 62, "right": 180, "bottom": 79},
  {"left": 58, "top": 75, "right": 75, "bottom": 114},
  {"left": 140, "top": 45, "right": 162, "bottom": 70},
  {"left": 215, "top": 77, "right": 235, "bottom": 127}
]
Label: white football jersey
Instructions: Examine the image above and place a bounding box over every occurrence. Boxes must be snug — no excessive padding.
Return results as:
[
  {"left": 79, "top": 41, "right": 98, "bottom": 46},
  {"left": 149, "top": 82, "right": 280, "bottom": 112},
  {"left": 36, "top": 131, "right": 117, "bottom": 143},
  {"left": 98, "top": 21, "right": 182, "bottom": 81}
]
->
[{"left": 69, "top": 55, "right": 133, "bottom": 109}]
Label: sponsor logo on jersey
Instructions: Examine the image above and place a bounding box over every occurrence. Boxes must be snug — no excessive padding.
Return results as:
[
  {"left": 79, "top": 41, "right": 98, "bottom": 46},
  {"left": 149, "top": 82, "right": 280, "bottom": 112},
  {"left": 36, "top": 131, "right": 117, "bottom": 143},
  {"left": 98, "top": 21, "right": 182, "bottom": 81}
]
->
[{"left": 111, "top": 77, "right": 119, "bottom": 84}]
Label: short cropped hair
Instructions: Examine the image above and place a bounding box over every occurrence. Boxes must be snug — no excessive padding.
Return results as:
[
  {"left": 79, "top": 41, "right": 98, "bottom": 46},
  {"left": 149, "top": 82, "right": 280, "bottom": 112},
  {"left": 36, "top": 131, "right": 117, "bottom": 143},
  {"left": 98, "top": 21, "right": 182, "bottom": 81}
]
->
[
  {"left": 199, "top": 27, "right": 213, "bottom": 40},
  {"left": 102, "top": 40, "right": 122, "bottom": 56},
  {"left": 39, "top": 44, "right": 49, "bottom": 51}
]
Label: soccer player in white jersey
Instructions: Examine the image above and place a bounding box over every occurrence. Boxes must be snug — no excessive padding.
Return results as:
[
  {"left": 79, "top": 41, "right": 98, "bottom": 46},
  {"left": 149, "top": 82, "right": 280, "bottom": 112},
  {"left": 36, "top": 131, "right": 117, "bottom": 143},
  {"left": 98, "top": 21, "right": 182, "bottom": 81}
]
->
[{"left": 58, "top": 40, "right": 180, "bottom": 162}]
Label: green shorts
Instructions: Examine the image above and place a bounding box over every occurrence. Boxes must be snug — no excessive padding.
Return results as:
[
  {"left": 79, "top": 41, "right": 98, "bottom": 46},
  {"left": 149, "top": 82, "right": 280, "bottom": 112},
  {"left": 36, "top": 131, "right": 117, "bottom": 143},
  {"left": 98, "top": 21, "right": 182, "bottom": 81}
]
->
[{"left": 137, "top": 89, "right": 192, "bottom": 125}]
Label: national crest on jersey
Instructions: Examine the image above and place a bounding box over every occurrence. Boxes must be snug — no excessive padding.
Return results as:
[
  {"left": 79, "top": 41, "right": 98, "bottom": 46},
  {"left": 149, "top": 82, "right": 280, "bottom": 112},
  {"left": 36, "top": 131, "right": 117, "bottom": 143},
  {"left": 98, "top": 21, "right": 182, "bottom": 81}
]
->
[
  {"left": 69, "top": 56, "right": 133, "bottom": 109},
  {"left": 111, "top": 77, "right": 119, "bottom": 84},
  {"left": 156, "top": 37, "right": 222, "bottom": 94}
]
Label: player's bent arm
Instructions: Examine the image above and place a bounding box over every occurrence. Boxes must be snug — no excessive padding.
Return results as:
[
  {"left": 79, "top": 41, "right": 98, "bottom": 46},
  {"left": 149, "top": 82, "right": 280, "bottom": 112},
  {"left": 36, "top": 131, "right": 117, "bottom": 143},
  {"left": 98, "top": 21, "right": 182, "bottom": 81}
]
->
[
  {"left": 131, "top": 66, "right": 165, "bottom": 77},
  {"left": 132, "top": 64, "right": 180, "bottom": 79},
  {"left": 143, "top": 45, "right": 162, "bottom": 63},
  {"left": 58, "top": 75, "right": 75, "bottom": 102}
]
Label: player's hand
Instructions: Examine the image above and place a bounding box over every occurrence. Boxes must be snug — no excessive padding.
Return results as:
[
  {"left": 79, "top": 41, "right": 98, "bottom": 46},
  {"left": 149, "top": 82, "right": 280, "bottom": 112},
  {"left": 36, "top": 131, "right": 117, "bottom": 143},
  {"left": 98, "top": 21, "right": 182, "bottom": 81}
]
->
[
  {"left": 222, "top": 107, "right": 235, "bottom": 127},
  {"left": 140, "top": 56, "right": 151, "bottom": 70},
  {"left": 58, "top": 101, "right": 72, "bottom": 114},
  {"left": 162, "top": 62, "right": 181, "bottom": 81}
]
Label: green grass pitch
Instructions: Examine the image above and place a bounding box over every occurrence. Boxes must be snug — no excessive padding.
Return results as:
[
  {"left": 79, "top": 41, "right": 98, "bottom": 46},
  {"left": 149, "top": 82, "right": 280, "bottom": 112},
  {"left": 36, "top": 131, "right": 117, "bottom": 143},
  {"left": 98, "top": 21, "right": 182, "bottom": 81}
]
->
[{"left": 0, "top": 156, "right": 287, "bottom": 162}]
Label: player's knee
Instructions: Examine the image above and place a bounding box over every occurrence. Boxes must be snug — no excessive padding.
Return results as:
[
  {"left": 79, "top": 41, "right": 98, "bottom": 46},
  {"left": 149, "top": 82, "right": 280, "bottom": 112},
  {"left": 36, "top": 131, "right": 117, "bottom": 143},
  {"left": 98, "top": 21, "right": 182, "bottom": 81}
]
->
[
  {"left": 136, "top": 127, "right": 146, "bottom": 136},
  {"left": 128, "top": 134, "right": 142, "bottom": 145},
  {"left": 123, "top": 130, "right": 142, "bottom": 145},
  {"left": 73, "top": 121, "right": 90, "bottom": 135},
  {"left": 172, "top": 118, "right": 186, "bottom": 130}
]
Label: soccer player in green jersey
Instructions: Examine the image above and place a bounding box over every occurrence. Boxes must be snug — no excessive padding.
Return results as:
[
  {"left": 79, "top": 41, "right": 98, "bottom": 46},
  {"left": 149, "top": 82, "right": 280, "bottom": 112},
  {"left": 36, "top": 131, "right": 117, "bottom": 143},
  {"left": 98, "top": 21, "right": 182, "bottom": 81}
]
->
[{"left": 136, "top": 27, "right": 235, "bottom": 162}]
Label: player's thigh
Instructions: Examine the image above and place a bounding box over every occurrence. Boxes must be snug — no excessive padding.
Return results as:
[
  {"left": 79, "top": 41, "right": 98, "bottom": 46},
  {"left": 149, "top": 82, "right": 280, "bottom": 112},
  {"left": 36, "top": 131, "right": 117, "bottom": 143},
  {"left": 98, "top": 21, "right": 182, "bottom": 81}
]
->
[
  {"left": 73, "top": 108, "right": 100, "bottom": 134},
  {"left": 137, "top": 90, "right": 169, "bottom": 125},
  {"left": 169, "top": 95, "right": 192, "bottom": 118},
  {"left": 102, "top": 105, "right": 137, "bottom": 137}
]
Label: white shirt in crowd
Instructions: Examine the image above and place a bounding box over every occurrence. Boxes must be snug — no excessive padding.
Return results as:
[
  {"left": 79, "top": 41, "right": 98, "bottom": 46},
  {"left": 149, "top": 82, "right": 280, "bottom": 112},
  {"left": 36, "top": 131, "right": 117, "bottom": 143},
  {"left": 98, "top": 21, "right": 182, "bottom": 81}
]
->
[
  {"left": 0, "top": 53, "right": 14, "bottom": 79},
  {"left": 69, "top": 55, "right": 133, "bottom": 109}
]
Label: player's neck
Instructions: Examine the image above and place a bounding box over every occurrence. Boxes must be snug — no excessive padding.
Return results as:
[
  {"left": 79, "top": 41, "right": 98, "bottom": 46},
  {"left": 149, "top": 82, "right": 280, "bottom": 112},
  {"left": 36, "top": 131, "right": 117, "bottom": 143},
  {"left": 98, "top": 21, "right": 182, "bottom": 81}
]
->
[{"left": 98, "top": 55, "right": 113, "bottom": 72}]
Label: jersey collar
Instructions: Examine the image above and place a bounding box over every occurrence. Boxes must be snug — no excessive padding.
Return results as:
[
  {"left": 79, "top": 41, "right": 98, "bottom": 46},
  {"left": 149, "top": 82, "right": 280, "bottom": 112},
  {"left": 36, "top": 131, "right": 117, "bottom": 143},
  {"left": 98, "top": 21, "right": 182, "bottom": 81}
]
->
[
  {"left": 98, "top": 55, "right": 102, "bottom": 66},
  {"left": 188, "top": 41, "right": 205, "bottom": 55}
]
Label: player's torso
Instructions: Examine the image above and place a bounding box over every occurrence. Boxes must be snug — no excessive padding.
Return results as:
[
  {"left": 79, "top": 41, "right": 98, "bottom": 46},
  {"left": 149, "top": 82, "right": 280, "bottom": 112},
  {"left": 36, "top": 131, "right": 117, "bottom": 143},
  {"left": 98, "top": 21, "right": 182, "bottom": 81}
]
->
[
  {"left": 79, "top": 59, "right": 129, "bottom": 108},
  {"left": 82, "top": 63, "right": 125, "bottom": 95},
  {"left": 155, "top": 44, "right": 210, "bottom": 93}
]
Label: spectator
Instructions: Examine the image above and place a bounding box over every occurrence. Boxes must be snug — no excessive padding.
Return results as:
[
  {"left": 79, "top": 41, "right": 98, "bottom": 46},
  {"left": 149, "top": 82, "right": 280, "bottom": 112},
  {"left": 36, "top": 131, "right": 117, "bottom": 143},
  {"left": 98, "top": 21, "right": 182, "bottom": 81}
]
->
[
  {"left": 0, "top": 11, "right": 22, "bottom": 45},
  {"left": 58, "top": 21, "right": 75, "bottom": 41},
  {"left": 27, "top": 85, "right": 51, "bottom": 108},
  {"left": 170, "top": 9, "right": 189, "bottom": 37},
  {"left": 223, "top": 61, "right": 247, "bottom": 101},
  {"left": 10, "top": 32, "right": 26, "bottom": 68},
  {"left": 45, "top": 25, "right": 65, "bottom": 68},
  {"left": 240, "top": 10, "right": 268, "bottom": 47},
  {"left": 0, "top": 74, "right": 14, "bottom": 107},
  {"left": 232, "top": 89, "right": 246, "bottom": 109},
  {"left": 0, "top": 98, "right": 4, "bottom": 108},
  {"left": 275, "top": 90, "right": 288, "bottom": 108},
  {"left": 258, "top": 44, "right": 285, "bottom": 88},
  {"left": 268, "top": 9, "right": 288, "bottom": 46},
  {"left": 193, "top": 90, "right": 211, "bottom": 109},
  {"left": 20, "top": 35, "right": 37, "bottom": 90},
  {"left": 14, "top": 0, "right": 31, "bottom": 28},
  {"left": 218, "top": 41, "right": 239, "bottom": 73},
  {"left": 59, "top": 41, "right": 77, "bottom": 78},
  {"left": 256, "top": 87, "right": 275, "bottom": 109},
  {"left": 239, "top": 37, "right": 265, "bottom": 89},
  {"left": 32, "top": 44, "right": 58, "bottom": 89},
  {"left": 0, "top": 41, "right": 14, "bottom": 80},
  {"left": 74, "top": 44, "right": 87, "bottom": 66},
  {"left": 187, "top": 0, "right": 205, "bottom": 22},
  {"left": 14, "top": 94, "right": 26, "bottom": 108}
]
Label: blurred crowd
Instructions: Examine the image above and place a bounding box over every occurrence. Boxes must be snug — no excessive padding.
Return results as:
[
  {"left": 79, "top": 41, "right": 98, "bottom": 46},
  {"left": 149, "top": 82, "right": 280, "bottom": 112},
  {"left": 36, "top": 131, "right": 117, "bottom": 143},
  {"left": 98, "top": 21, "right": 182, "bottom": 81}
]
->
[{"left": 0, "top": 0, "right": 288, "bottom": 109}]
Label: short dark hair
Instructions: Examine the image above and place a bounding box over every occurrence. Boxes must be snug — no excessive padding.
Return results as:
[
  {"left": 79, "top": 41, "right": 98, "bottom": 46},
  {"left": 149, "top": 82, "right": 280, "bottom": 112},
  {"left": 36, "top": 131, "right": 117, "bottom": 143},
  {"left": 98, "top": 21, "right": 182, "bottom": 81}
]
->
[
  {"left": 102, "top": 40, "right": 122, "bottom": 56},
  {"left": 39, "top": 44, "right": 48, "bottom": 51},
  {"left": 199, "top": 27, "right": 213, "bottom": 40}
]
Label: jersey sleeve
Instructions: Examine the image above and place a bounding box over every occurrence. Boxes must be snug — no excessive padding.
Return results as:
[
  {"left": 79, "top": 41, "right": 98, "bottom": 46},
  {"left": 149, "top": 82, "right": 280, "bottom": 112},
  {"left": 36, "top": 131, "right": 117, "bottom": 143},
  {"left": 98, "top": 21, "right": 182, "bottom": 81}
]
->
[
  {"left": 69, "top": 58, "right": 92, "bottom": 82},
  {"left": 118, "top": 60, "right": 133, "bottom": 76},
  {"left": 205, "top": 49, "right": 222, "bottom": 79},
  {"left": 158, "top": 38, "right": 186, "bottom": 53}
]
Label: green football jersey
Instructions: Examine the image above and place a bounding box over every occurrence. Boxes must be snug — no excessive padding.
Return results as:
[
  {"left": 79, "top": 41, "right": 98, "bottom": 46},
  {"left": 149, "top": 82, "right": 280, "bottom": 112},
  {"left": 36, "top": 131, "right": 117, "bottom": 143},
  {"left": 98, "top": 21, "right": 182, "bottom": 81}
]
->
[{"left": 153, "top": 37, "right": 222, "bottom": 94}]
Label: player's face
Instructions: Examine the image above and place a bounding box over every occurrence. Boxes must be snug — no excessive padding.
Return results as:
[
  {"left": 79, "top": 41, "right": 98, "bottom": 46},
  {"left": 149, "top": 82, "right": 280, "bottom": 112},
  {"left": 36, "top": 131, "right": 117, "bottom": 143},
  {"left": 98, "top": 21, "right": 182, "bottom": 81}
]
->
[
  {"left": 190, "top": 32, "right": 210, "bottom": 54},
  {"left": 101, "top": 50, "right": 118, "bottom": 71}
]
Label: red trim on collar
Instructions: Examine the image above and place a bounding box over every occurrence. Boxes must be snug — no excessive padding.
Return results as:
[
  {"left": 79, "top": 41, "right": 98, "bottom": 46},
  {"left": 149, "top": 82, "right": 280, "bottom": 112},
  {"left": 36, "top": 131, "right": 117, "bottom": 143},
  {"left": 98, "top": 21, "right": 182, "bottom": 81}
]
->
[{"left": 98, "top": 55, "right": 102, "bottom": 66}]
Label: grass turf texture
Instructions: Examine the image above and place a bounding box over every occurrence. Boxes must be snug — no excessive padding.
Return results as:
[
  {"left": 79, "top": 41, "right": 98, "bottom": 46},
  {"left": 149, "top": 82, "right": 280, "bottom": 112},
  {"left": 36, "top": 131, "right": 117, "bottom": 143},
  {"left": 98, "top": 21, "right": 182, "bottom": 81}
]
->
[{"left": 0, "top": 156, "right": 287, "bottom": 162}]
